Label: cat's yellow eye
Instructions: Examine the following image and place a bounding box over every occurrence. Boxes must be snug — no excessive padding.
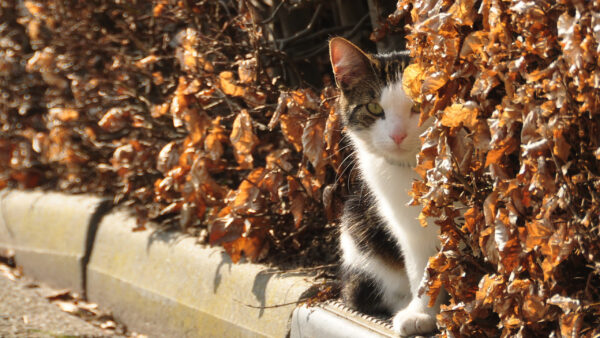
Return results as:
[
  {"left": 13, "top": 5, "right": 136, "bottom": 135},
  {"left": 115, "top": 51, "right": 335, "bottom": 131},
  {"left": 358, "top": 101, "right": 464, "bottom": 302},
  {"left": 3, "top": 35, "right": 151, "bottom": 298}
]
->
[{"left": 366, "top": 102, "right": 384, "bottom": 116}]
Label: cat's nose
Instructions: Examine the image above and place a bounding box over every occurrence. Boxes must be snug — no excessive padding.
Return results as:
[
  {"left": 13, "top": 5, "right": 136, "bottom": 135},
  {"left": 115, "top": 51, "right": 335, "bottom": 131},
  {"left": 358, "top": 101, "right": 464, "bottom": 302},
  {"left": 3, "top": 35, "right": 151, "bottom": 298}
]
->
[{"left": 390, "top": 133, "right": 407, "bottom": 145}]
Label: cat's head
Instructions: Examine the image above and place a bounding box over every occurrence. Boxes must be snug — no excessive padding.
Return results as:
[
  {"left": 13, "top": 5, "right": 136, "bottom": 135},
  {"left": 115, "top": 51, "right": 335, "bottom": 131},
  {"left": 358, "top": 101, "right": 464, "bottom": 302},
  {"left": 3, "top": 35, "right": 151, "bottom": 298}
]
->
[{"left": 329, "top": 37, "right": 425, "bottom": 165}]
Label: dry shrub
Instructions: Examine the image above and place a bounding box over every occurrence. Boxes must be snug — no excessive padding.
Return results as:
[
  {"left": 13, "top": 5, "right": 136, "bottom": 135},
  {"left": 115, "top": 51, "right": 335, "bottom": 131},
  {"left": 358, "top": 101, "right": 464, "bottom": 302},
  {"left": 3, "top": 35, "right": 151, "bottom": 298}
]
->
[
  {"left": 0, "top": 0, "right": 355, "bottom": 265},
  {"left": 397, "top": 0, "right": 600, "bottom": 335}
]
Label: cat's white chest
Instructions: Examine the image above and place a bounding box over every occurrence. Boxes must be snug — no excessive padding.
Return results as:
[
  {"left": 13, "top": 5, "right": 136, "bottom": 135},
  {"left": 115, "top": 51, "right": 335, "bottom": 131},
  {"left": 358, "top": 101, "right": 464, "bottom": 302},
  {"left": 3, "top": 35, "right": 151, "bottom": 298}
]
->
[
  {"left": 352, "top": 139, "right": 438, "bottom": 253},
  {"left": 354, "top": 144, "right": 418, "bottom": 220}
]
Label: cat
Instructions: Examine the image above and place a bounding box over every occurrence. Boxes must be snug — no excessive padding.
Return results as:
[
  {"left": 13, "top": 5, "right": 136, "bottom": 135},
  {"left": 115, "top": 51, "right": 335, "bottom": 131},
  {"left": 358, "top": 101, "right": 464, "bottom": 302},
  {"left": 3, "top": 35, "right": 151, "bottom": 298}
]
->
[{"left": 329, "top": 37, "right": 443, "bottom": 336}]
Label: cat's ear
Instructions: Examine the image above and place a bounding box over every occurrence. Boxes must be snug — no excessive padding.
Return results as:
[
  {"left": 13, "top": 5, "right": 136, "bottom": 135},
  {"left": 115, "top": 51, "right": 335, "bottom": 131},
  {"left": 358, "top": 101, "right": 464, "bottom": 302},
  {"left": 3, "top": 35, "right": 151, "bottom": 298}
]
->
[{"left": 329, "top": 37, "right": 376, "bottom": 91}]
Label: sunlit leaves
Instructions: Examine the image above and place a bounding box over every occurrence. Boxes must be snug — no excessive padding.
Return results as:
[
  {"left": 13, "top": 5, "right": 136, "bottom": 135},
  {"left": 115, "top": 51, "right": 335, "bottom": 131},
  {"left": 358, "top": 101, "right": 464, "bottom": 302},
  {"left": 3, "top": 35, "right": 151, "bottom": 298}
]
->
[
  {"left": 0, "top": 0, "right": 347, "bottom": 266},
  {"left": 405, "top": 0, "right": 600, "bottom": 335}
]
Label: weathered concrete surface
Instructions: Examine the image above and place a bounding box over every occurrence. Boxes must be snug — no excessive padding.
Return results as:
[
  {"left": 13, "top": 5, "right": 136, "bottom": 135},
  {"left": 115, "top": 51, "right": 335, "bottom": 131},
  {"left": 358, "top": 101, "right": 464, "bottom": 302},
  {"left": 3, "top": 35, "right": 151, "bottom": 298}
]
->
[
  {"left": 0, "top": 189, "right": 12, "bottom": 250},
  {"left": 0, "top": 272, "right": 115, "bottom": 337},
  {"left": 87, "top": 210, "right": 315, "bottom": 338},
  {"left": 0, "top": 190, "right": 110, "bottom": 294}
]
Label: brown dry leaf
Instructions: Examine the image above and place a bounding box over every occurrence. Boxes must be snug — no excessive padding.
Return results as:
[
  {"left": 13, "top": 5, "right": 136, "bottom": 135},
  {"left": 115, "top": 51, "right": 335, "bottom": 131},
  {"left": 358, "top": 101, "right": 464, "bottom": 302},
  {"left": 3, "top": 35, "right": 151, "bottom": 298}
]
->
[
  {"left": 291, "top": 89, "right": 320, "bottom": 110},
  {"left": 204, "top": 117, "right": 227, "bottom": 161},
  {"left": 280, "top": 107, "right": 305, "bottom": 153},
  {"left": 209, "top": 206, "right": 242, "bottom": 245},
  {"left": 421, "top": 71, "right": 449, "bottom": 96},
  {"left": 440, "top": 102, "right": 479, "bottom": 129},
  {"left": 560, "top": 313, "right": 583, "bottom": 338},
  {"left": 524, "top": 221, "right": 552, "bottom": 250},
  {"left": 222, "top": 231, "right": 267, "bottom": 263},
  {"left": 135, "top": 55, "right": 159, "bottom": 69},
  {"left": 153, "top": 1, "right": 168, "bottom": 16},
  {"left": 170, "top": 77, "right": 189, "bottom": 128},
  {"left": 185, "top": 109, "right": 210, "bottom": 145},
  {"left": 485, "top": 138, "right": 518, "bottom": 167},
  {"left": 231, "top": 167, "right": 266, "bottom": 215},
  {"left": 448, "top": 0, "right": 477, "bottom": 26},
  {"left": 552, "top": 128, "right": 571, "bottom": 162},
  {"left": 238, "top": 58, "right": 257, "bottom": 84},
  {"left": 402, "top": 63, "right": 425, "bottom": 102},
  {"left": 262, "top": 170, "right": 285, "bottom": 204},
  {"left": 54, "top": 301, "right": 80, "bottom": 315},
  {"left": 230, "top": 109, "right": 258, "bottom": 169},
  {"left": 476, "top": 274, "right": 504, "bottom": 306},
  {"left": 219, "top": 71, "right": 245, "bottom": 97},
  {"left": 522, "top": 294, "right": 547, "bottom": 323},
  {"left": 156, "top": 141, "right": 179, "bottom": 175},
  {"left": 287, "top": 175, "right": 305, "bottom": 228},
  {"left": 48, "top": 108, "right": 79, "bottom": 122},
  {"left": 302, "top": 116, "right": 327, "bottom": 171},
  {"left": 266, "top": 148, "right": 293, "bottom": 172},
  {"left": 98, "top": 107, "right": 129, "bottom": 132}
]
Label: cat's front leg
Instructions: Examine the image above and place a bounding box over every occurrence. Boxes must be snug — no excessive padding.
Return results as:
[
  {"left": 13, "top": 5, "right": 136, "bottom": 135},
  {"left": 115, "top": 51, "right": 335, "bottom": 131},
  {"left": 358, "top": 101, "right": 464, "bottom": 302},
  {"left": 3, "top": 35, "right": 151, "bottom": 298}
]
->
[{"left": 391, "top": 228, "right": 442, "bottom": 336}]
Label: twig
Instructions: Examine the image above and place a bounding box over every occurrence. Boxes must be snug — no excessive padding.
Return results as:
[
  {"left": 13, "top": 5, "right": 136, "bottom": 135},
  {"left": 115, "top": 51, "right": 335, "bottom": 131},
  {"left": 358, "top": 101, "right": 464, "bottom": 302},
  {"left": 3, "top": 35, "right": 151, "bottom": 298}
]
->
[
  {"left": 234, "top": 298, "right": 305, "bottom": 309},
  {"left": 291, "top": 14, "right": 369, "bottom": 60},
  {"left": 276, "top": 4, "right": 323, "bottom": 48},
  {"left": 261, "top": 0, "right": 287, "bottom": 24}
]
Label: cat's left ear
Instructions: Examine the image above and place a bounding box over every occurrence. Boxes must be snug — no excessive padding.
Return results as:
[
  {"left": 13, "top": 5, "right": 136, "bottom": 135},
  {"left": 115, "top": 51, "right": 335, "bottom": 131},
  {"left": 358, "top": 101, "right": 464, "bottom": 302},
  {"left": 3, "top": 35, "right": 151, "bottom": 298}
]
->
[{"left": 329, "top": 37, "right": 377, "bottom": 91}]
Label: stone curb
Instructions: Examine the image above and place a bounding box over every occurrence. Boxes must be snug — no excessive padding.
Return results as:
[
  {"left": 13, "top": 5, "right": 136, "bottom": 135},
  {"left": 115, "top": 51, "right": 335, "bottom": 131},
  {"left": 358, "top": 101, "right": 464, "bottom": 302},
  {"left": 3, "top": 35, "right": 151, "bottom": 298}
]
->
[
  {"left": 0, "top": 190, "right": 110, "bottom": 295},
  {"left": 0, "top": 190, "right": 316, "bottom": 337},
  {"left": 87, "top": 209, "right": 315, "bottom": 337}
]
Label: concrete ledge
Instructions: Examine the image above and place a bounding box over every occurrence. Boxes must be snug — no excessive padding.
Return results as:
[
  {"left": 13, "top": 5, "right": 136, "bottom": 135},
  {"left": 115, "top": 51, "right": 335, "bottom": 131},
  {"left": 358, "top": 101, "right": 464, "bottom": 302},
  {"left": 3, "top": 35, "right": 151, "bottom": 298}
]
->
[
  {"left": 291, "top": 301, "right": 395, "bottom": 338},
  {"left": 0, "top": 190, "right": 110, "bottom": 294},
  {"left": 87, "top": 209, "right": 314, "bottom": 337}
]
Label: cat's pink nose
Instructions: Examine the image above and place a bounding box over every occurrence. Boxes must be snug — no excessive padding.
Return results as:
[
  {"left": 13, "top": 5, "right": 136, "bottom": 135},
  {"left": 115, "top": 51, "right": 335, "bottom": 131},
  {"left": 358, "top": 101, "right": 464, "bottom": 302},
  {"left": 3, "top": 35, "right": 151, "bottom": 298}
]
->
[{"left": 390, "top": 133, "right": 407, "bottom": 145}]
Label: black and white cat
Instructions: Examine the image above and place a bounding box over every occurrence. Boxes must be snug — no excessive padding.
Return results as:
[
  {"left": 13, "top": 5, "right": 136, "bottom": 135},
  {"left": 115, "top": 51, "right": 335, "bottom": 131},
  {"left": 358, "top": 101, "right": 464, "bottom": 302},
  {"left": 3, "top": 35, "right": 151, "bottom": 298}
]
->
[{"left": 329, "top": 37, "right": 443, "bottom": 336}]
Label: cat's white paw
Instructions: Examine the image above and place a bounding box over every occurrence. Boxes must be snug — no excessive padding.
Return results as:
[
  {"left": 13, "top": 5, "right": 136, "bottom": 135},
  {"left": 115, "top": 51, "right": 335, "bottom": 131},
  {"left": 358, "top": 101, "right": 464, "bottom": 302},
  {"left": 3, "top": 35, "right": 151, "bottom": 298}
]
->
[{"left": 392, "top": 308, "right": 436, "bottom": 337}]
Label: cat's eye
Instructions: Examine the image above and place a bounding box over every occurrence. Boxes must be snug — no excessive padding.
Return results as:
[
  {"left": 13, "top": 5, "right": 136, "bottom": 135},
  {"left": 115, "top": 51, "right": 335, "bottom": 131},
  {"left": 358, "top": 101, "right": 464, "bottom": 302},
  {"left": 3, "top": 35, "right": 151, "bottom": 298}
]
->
[
  {"left": 366, "top": 103, "right": 384, "bottom": 116},
  {"left": 411, "top": 103, "right": 421, "bottom": 115}
]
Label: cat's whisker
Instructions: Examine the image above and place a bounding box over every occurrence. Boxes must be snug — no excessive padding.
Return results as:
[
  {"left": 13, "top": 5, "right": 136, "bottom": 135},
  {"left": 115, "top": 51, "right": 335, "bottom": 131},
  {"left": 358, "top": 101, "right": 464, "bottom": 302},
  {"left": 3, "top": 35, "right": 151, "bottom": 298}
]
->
[
  {"left": 334, "top": 153, "right": 357, "bottom": 183},
  {"left": 325, "top": 143, "right": 354, "bottom": 161}
]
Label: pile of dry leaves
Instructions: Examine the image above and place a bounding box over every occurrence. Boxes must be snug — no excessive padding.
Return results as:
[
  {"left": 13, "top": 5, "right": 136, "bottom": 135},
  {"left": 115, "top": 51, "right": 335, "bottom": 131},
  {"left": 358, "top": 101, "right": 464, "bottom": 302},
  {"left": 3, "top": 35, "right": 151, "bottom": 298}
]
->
[{"left": 398, "top": 0, "right": 600, "bottom": 335}]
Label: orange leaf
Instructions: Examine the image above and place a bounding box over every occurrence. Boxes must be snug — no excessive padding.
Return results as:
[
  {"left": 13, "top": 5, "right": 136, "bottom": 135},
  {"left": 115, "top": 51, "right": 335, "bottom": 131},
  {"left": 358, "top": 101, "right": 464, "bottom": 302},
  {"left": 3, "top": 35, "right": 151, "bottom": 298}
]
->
[
  {"left": 553, "top": 128, "right": 571, "bottom": 162},
  {"left": 421, "top": 71, "right": 449, "bottom": 95},
  {"left": 448, "top": 0, "right": 477, "bottom": 26},
  {"left": 476, "top": 274, "right": 504, "bottom": 306},
  {"left": 48, "top": 107, "right": 79, "bottom": 122},
  {"left": 231, "top": 167, "right": 266, "bottom": 215},
  {"left": 98, "top": 107, "right": 129, "bottom": 132},
  {"left": 219, "top": 71, "right": 245, "bottom": 97},
  {"left": 204, "top": 117, "right": 227, "bottom": 161},
  {"left": 280, "top": 107, "right": 305, "bottom": 152},
  {"left": 402, "top": 63, "right": 425, "bottom": 102},
  {"left": 559, "top": 313, "right": 583, "bottom": 338},
  {"left": 230, "top": 110, "right": 258, "bottom": 169},
  {"left": 222, "top": 232, "right": 267, "bottom": 263},
  {"left": 485, "top": 139, "right": 518, "bottom": 167},
  {"left": 302, "top": 116, "right": 327, "bottom": 171},
  {"left": 440, "top": 102, "right": 479, "bottom": 129}
]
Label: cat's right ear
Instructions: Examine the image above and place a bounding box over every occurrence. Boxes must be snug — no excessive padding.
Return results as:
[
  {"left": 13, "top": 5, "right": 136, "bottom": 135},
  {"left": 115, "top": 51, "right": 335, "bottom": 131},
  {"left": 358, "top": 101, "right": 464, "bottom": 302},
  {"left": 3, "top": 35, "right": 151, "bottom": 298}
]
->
[{"left": 329, "top": 37, "right": 375, "bottom": 91}]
